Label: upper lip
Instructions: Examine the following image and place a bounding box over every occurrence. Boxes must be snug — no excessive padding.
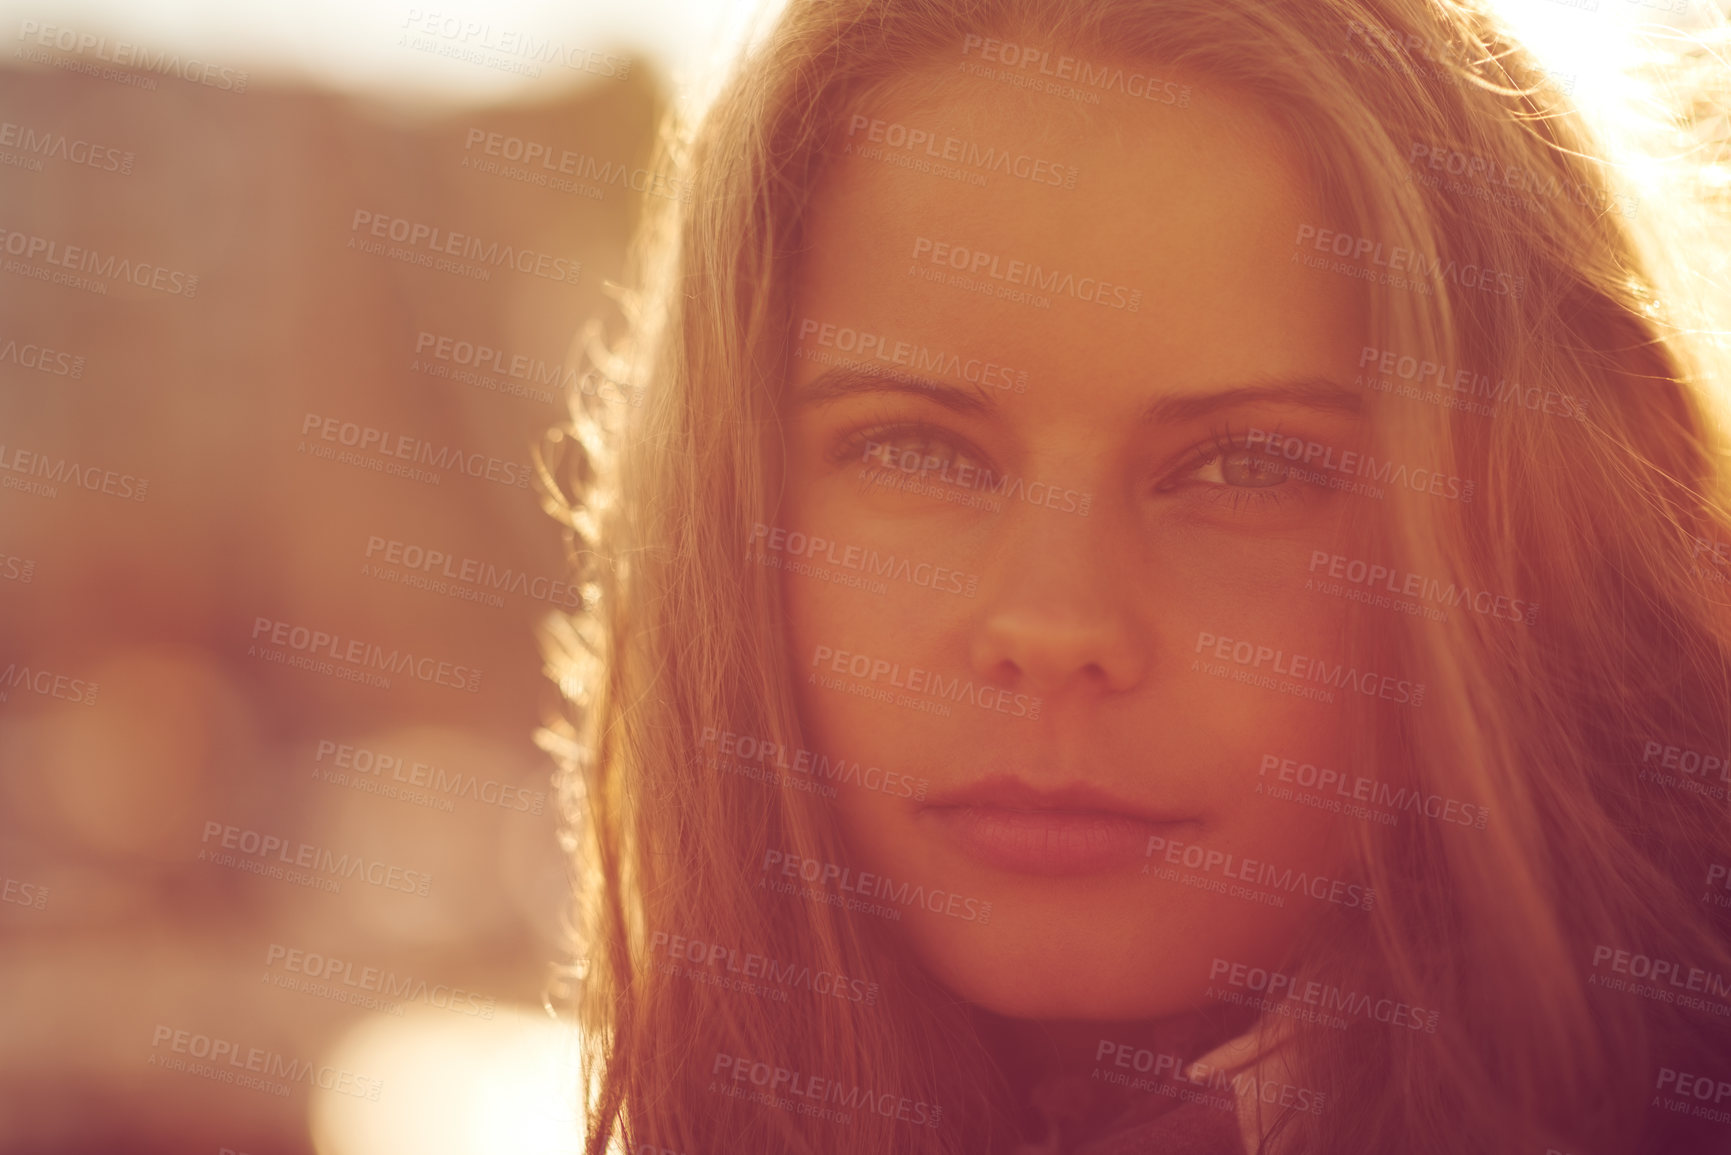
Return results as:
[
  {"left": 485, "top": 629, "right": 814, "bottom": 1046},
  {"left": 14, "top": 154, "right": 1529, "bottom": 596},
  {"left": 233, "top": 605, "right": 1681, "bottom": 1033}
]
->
[{"left": 919, "top": 774, "right": 1196, "bottom": 825}]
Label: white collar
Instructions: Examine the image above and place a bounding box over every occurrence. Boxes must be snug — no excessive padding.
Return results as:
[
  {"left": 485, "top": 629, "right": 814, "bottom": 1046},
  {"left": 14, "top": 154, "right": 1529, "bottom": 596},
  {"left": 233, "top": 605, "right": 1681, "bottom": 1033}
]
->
[{"left": 1181, "top": 1015, "right": 1305, "bottom": 1155}]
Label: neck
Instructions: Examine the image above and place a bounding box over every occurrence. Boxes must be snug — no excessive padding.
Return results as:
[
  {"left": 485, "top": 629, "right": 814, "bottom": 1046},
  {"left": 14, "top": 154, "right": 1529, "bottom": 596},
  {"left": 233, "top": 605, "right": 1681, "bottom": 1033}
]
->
[{"left": 972, "top": 1004, "right": 1257, "bottom": 1146}]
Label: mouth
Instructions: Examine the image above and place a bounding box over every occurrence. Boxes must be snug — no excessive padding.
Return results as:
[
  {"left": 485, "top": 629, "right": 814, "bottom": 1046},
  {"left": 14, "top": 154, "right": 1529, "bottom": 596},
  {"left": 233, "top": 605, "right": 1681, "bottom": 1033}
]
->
[{"left": 917, "top": 776, "right": 1199, "bottom": 877}]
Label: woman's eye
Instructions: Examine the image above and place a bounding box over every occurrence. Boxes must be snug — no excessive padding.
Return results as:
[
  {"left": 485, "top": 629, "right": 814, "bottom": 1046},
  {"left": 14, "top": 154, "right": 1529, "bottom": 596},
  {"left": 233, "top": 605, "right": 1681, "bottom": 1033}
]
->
[
  {"left": 1155, "top": 436, "right": 1319, "bottom": 515},
  {"left": 832, "top": 424, "right": 990, "bottom": 478},
  {"left": 1190, "top": 447, "right": 1288, "bottom": 488}
]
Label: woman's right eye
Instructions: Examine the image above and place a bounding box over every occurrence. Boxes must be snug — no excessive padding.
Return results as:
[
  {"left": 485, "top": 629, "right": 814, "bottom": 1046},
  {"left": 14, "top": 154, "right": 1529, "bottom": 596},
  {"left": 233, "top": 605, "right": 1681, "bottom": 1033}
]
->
[{"left": 829, "top": 422, "right": 991, "bottom": 478}]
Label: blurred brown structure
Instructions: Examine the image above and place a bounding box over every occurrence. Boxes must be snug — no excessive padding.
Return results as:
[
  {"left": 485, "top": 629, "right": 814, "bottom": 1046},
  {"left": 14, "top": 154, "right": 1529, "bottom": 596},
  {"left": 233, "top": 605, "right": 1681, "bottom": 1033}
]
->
[{"left": 0, "top": 41, "right": 662, "bottom": 1155}]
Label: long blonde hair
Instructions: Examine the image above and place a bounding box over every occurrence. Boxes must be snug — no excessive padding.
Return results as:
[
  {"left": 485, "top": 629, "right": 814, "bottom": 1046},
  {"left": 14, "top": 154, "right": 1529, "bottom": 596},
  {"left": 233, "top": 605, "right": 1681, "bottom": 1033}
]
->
[{"left": 536, "top": 1, "right": 1731, "bottom": 1151}]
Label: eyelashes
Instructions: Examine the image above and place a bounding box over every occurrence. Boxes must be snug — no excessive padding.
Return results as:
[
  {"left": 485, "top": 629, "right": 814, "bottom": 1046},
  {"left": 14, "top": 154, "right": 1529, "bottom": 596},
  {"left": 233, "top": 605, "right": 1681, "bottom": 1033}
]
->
[
  {"left": 830, "top": 416, "right": 1313, "bottom": 513},
  {"left": 1157, "top": 425, "right": 1301, "bottom": 512},
  {"left": 831, "top": 420, "right": 990, "bottom": 477},
  {"left": 834, "top": 420, "right": 987, "bottom": 504}
]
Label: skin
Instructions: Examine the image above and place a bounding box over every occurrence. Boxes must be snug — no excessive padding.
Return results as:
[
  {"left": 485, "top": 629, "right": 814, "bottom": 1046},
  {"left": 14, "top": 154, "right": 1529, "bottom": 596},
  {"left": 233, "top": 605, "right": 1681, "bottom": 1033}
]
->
[{"left": 777, "top": 59, "right": 1373, "bottom": 1032}]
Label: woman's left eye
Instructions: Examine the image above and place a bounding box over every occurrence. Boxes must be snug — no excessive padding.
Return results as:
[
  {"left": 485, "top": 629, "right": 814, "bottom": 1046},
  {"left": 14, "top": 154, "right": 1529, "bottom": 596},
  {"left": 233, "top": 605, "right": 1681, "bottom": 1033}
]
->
[
  {"left": 1187, "top": 446, "right": 1288, "bottom": 488},
  {"left": 1156, "top": 436, "right": 1306, "bottom": 513}
]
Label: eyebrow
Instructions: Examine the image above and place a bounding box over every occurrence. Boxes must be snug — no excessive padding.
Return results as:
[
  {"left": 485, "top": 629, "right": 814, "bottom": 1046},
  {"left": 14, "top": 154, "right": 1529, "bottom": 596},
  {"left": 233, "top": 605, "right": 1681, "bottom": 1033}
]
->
[
  {"left": 792, "top": 367, "right": 1002, "bottom": 415},
  {"left": 791, "top": 366, "right": 1364, "bottom": 421}
]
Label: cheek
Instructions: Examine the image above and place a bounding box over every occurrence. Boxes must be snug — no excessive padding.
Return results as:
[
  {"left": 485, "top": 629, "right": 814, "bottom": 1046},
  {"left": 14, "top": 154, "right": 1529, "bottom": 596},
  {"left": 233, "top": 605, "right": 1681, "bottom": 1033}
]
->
[
  {"left": 781, "top": 542, "right": 968, "bottom": 744},
  {"left": 777, "top": 483, "right": 964, "bottom": 734},
  {"left": 1175, "top": 582, "right": 1360, "bottom": 869},
  {"left": 1219, "top": 713, "right": 1358, "bottom": 878},
  {"left": 777, "top": 506, "right": 979, "bottom": 867}
]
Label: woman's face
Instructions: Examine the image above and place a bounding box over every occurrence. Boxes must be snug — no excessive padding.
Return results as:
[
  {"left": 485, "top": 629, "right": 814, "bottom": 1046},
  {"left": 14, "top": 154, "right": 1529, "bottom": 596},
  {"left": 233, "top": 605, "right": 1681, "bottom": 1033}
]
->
[{"left": 780, "top": 62, "right": 1372, "bottom": 1021}]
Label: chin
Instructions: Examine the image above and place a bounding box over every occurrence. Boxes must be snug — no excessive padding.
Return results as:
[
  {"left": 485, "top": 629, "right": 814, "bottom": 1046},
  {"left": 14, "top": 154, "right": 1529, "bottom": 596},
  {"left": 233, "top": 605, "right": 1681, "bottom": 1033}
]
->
[{"left": 903, "top": 916, "right": 1199, "bottom": 1022}]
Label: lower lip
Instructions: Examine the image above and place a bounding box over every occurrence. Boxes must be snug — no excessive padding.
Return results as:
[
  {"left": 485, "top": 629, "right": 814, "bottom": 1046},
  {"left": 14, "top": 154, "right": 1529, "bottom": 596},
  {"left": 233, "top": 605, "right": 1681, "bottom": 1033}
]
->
[{"left": 923, "top": 806, "right": 1188, "bottom": 877}]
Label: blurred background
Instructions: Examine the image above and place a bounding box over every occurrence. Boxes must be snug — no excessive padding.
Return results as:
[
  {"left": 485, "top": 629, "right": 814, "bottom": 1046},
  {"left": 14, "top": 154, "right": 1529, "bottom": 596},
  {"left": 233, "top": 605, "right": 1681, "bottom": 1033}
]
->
[{"left": 0, "top": 0, "right": 1714, "bottom": 1152}]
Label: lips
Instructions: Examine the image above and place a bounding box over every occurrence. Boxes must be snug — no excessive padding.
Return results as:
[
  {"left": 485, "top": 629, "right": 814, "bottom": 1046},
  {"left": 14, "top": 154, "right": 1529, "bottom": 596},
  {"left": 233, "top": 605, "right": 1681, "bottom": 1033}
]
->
[{"left": 918, "top": 775, "right": 1198, "bottom": 877}]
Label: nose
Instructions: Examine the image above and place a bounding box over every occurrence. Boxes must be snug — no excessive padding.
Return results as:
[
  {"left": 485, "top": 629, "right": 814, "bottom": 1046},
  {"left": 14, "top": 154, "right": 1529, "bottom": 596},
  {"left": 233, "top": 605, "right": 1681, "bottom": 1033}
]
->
[{"left": 968, "top": 501, "right": 1149, "bottom": 698}]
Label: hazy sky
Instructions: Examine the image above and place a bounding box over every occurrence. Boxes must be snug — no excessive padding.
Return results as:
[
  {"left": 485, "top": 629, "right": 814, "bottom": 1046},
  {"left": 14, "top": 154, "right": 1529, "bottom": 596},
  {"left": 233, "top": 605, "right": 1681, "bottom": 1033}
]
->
[
  {"left": 1, "top": 0, "right": 792, "bottom": 111},
  {"left": 0, "top": 0, "right": 1711, "bottom": 118}
]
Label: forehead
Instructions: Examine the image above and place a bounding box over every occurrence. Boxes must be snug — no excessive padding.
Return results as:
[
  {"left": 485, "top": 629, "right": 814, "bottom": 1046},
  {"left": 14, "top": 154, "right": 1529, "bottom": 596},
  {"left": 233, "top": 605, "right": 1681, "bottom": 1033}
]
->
[{"left": 792, "top": 59, "right": 1366, "bottom": 410}]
